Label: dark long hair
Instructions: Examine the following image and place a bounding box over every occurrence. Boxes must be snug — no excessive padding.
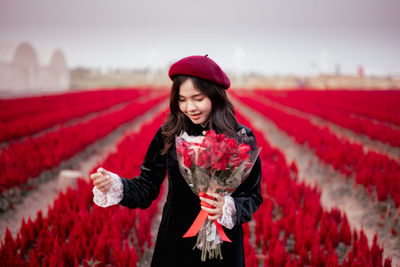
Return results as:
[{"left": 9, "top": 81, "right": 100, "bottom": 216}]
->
[{"left": 161, "top": 75, "right": 238, "bottom": 155}]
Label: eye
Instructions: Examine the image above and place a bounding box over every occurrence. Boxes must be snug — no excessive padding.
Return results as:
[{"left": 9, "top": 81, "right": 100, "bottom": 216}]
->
[
  {"left": 178, "top": 98, "right": 185, "bottom": 102},
  {"left": 195, "top": 98, "right": 204, "bottom": 102}
]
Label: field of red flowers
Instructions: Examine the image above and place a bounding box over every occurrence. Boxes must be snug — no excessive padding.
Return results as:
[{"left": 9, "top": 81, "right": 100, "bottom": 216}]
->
[{"left": 0, "top": 87, "right": 399, "bottom": 266}]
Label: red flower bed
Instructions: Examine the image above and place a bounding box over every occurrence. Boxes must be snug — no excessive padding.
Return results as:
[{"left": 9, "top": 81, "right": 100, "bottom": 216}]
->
[
  {"left": 0, "top": 110, "right": 169, "bottom": 266},
  {"left": 0, "top": 93, "right": 168, "bottom": 193},
  {"left": 0, "top": 87, "right": 161, "bottom": 123},
  {"left": 235, "top": 111, "right": 392, "bottom": 266},
  {"left": 0, "top": 88, "right": 155, "bottom": 142},
  {"left": 233, "top": 93, "right": 400, "bottom": 208},
  {"left": 253, "top": 89, "right": 400, "bottom": 147},
  {"left": 0, "top": 92, "right": 394, "bottom": 266}
]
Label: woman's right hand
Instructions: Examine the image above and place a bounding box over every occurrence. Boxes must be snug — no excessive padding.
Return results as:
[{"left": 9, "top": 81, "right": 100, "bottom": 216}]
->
[{"left": 90, "top": 167, "right": 112, "bottom": 193}]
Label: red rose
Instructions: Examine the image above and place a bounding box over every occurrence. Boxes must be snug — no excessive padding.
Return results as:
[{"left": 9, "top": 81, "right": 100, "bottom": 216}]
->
[
  {"left": 182, "top": 147, "right": 194, "bottom": 168},
  {"left": 195, "top": 149, "right": 210, "bottom": 168},
  {"left": 209, "top": 138, "right": 233, "bottom": 171},
  {"left": 205, "top": 130, "right": 217, "bottom": 140},
  {"left": 237, "top": 144, "right": 251, "bottom": 161},
  {"left": 216, "top": 133, "right": 225, "bottom": 142},
  {"left": 225, "top": 137, "right": 238, "bottom": 150}
]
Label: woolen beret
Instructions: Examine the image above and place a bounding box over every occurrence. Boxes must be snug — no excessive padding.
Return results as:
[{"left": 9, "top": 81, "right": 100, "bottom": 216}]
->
[{"left": 168, "top": 55, "right": 230, "bottom": 89}]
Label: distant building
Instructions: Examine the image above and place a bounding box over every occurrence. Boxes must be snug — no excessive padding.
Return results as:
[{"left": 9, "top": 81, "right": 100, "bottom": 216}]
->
[{"left": 0, "top": 41, "right": 70, "bottom": 94}]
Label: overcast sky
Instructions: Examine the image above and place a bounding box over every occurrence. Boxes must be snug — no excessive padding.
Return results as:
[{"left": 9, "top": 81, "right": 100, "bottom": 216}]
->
[{"left": 0, "top": 0, "right": 399, "bottom": 76}]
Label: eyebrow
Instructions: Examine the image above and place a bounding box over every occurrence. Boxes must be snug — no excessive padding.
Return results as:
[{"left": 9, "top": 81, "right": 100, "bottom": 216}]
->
[{"left": 178, "top": 93, "right": 204, "bottom": 98}]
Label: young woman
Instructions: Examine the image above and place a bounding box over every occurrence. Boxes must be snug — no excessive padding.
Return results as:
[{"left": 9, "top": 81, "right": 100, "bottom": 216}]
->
[{"left": 91, "top": 55, "right": 262, "bottom": 267}]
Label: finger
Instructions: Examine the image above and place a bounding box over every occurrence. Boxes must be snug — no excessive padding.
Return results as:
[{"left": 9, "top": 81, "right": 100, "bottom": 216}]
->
[
  {"left": 200, "top": 197, "right": 219, "bottom": 208},
  {"left": 90, "top": 173, "right": 102, "bottom": 180},
  {"left": 208, "top": 214, "right": 221, "bottom": 221},
  {"left": 207, "top": 193, "right": 225, "bottom": 207},
  {"left": 96, "top": 173, "right": 111, "bottom": 182},
  {"left": 93, "top": 173, "right": 108, "bottom": 181},
  {"left": 93, "top": 175, "right": 110, "bottom": 186},
  {"left": 96, "top": 183, "right": 110, "bottom": 191},
  {"left": 201, "top": 206, "right": 219, "bottom": 215},
  {"left": 97, "top": 167, "right": 109, "bottom": 176},
  {"left": 97, "top": 178, "right": 111, "bottom": 188},
  {"left": 207, "top": 192, "right": 222, "bottom": 201},
  {"left": 99, "top": 181, "right": 110, "bottom": 189}
]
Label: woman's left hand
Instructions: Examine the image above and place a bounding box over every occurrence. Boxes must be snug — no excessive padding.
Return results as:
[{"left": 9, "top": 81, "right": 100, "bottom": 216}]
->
[{"left": 199, "top": 192, "right": 225, "bottom": 221}]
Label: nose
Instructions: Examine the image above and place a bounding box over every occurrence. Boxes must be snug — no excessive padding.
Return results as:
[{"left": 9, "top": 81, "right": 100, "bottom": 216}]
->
[{"left": 187, "top": 100, "right": 197, "bottom": 112}]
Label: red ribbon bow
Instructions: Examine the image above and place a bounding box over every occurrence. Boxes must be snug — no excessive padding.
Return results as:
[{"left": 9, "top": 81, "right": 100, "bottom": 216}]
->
[{"left": 183, "top": 191, "right": 232, "bottom": 242}]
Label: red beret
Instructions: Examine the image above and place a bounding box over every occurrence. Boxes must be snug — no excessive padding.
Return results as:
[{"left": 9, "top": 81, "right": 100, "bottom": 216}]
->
[{"left": 168, "top": 55, "right": 230, "bottom": 89}]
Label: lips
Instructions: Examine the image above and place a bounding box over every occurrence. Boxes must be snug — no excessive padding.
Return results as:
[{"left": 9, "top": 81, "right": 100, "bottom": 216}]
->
[{"left": 189, "top": 113, "right": 201, "bottom": 120}]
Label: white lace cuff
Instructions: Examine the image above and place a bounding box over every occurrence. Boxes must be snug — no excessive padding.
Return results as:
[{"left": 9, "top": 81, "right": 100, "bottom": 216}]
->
[
  {"left": 93, "top": 171, "right": 124, "bottom": 207},
  {"left": 217, "top": 195, "right": 237, "bottom": 229}
]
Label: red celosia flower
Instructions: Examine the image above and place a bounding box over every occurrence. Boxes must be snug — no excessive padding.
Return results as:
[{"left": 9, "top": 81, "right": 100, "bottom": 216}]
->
[{"left": 391, "top": 228, "right": 397, "bottom": 236}]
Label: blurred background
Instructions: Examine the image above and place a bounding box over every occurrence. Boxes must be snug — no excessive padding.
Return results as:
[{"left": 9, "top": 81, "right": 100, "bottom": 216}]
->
[{"left": 0, "top": 0, "right": 399, "bottom": 96}]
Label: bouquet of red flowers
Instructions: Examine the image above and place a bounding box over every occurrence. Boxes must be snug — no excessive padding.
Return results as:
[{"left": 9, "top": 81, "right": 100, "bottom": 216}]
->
[{"left": 175, "top": 129, "right": 261, "bottom": 261}]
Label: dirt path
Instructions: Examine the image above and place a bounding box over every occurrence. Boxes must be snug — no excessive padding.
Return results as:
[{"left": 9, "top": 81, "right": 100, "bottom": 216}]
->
[
  {"left": 251, "top": 93, "right": 400, "bottom": 162},
  {"left": 232, "top": 97, "right": 400, "bottom": 266},
  {"left": 0, "top": 99, "right": 168, "bottom": 240}
]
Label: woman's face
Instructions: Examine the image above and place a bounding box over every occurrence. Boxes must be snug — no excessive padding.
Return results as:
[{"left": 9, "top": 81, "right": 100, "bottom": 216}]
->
[{"left": 178, "top": 78, "right": 212, "bottom": 125}]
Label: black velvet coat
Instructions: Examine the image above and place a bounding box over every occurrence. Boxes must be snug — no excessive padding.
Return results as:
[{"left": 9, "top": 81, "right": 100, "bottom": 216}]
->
[{"left": 119, "top": 123, "right": 263, "bottom": 267}]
